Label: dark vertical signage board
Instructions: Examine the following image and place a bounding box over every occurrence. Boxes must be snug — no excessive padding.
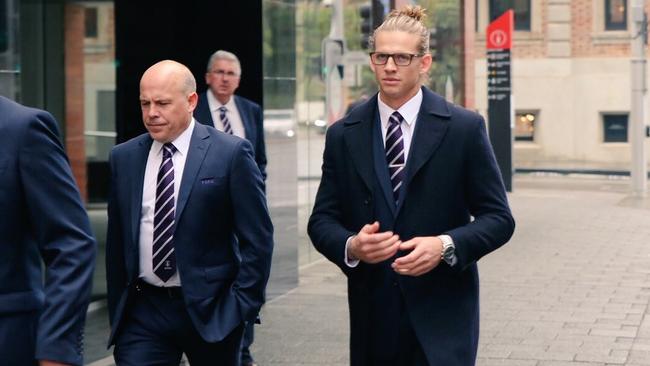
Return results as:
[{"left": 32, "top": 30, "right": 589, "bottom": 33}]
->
[{"left": 487, "top": 10, "right": 514, "bottom": 191}]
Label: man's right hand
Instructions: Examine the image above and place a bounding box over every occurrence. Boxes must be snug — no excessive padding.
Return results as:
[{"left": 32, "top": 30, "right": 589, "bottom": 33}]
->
[{"left": 347, "top": 221, "right": 400, "bottom": 264}]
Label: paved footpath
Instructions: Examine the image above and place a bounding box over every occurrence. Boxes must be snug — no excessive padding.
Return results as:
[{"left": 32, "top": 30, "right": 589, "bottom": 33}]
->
[{"left": 252, "top": 175, "right": 650, "bottom": 366}]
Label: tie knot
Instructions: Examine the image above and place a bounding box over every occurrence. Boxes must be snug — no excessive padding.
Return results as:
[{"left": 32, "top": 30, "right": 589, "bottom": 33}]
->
[
  {"left": 219, "top": 106, "right": 228, "bottom": 114},
  {"left": 390, "top": 111, "right": 404, "bottom": 126},
  {"left": 163, "top": 143, "right": 176, "bottom": 158}
]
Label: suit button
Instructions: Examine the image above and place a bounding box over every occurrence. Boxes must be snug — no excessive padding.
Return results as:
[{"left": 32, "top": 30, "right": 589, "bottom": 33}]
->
[{"left": 364, "top": 198, "right": 372, "bottom": 205}]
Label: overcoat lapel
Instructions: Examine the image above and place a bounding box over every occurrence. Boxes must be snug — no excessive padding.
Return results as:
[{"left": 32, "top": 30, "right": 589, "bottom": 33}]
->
[
  {"left": 343, "top": 119, "right": 375, "bottom": 195},
  {"left": 372, "top": 114, "right": 397, "bottom": 216},
  {"left": 396, "top": 88, "right": 451, "bottom": 215}
]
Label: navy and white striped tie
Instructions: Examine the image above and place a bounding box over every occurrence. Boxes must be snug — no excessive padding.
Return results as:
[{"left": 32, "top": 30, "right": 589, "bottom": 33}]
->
[
  {"left": 152, "top": 143, "right": 177, "bottom": 282},
  {"left": 386, "top": 111, "right": 406, "bottom": 204},
  {"left": 219, "top": 106, "right": 233, "bottom": 134}
]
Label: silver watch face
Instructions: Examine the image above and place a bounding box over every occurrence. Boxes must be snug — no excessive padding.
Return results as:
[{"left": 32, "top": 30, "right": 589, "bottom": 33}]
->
[{"left": 443, "top": 244, "right": 455, "bottom": 260}]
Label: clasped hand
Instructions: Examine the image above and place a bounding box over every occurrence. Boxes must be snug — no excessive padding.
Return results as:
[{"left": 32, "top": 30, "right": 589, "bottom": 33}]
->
[{"left": 348, "top": 221, "right": 443, "bottom": 277}]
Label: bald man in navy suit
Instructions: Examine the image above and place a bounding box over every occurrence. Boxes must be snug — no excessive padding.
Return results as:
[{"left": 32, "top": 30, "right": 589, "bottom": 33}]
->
[{"left": 106, "top": 60, "right": 273, "bottom": 366}]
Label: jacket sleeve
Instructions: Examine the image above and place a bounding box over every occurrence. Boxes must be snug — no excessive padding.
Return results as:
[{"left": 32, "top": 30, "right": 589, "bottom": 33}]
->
[
  {"left": 19, "top": 111, "right": 96, "bottom": 366},
  {"left": 307, "top": 127, "right": 357, "bottom": 276},
  {"left": 447, "top": 114, "right": 515, "bottom": 271},
  {"left": 105, "top": 148, "right": 127, "bottom": 330},
  {"left": 229, "top": 139, "right": 274, "bottom": 321}
]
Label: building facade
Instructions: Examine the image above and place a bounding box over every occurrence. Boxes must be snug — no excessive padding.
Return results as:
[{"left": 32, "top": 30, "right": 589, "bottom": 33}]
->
[{"left": 475, "top": 0, "right": 650, "bottom": 171}]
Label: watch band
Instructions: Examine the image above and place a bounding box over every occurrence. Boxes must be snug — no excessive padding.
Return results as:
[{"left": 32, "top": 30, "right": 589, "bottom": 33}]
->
[{"left": 439, "top": 235, "right": 457, "bottom": 266}]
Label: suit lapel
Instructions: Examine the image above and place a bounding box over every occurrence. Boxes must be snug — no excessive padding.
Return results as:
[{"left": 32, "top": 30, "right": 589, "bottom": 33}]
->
[
  {"left": 343, "top": 117, "right": 375, "bottom": 195},
  {"left": 196, "top": 92, "right": 215, "bottom": 127},
  {"left": 234, "top": 96, "right": 254, "bottom": 142},
  {"left": 130, "top": 137, "right": 153, "bottom": 248},
  {"left": 372, "top": 114, "right": 396, "bottom": 216},
  {"left": 176, "top": 123, "right": 211, "bottom": 221},
  {"left": 396, "top": 88, "right": 451, "bottom": 214}
]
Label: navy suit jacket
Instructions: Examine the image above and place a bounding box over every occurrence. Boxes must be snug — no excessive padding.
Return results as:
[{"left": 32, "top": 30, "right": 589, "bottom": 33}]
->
[
  {"left": 0, "top": 96, "right": 96, "bottom": 365},
  {"left": 194, "top": 92, "right": 267, "bottom": 181},
  {"left": 106, "top": 122, "right": 273, "bottom": 346},
  {"left": 308, "top": 87, "right": 515, "bottom": 366}
]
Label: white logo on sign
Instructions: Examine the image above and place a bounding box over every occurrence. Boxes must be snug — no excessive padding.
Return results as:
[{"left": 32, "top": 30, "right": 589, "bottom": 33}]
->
[{"left": 490, "top": 29, "right": 508, "bottom": 48}]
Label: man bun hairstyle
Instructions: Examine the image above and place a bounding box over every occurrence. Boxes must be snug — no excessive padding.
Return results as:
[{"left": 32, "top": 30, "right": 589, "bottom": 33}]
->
[{"left": 369, "top": 5, "right": 430, "bottom": 55}]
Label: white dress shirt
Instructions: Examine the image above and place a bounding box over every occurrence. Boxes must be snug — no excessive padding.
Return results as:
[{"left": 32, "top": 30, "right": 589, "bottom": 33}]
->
[
  {"left": 138, "top": 119, "right": 195, "bottom": 286},
  {"left": 344, "top": 89, "right": 454, "bottom": 268},
  {"left": 207, "top": 91, "right": 246, "bottom": 138},
  {"left": 376, "top": 88, "right": 423, "bottom": 163}
]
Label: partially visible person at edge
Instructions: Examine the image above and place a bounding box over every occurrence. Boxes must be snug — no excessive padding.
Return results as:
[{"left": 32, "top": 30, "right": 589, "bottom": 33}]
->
[
  {"left": 308, "top": 6, "right": 515, "bottom": 366},
  {"left": 194, "top": 49, "right": 268, "bottom": 366},
  {"left": 0, "top": 96, "right": 97, "bottom": 366}
]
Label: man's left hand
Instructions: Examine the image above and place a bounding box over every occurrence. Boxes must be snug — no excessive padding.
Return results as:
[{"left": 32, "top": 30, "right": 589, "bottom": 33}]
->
[{"left": 391, "top": 236, "right": 443, "bottom": 276}]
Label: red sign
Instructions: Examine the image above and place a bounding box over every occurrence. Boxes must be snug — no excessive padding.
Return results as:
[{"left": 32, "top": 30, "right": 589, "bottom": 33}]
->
[{"left": 487, "top": 10, "right": 514, "bottom": 50}]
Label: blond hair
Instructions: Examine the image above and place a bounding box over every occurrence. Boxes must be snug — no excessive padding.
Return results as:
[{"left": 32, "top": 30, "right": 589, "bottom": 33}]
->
[{"left": 369, "top": 5, "right": 429, "bottom": 54}]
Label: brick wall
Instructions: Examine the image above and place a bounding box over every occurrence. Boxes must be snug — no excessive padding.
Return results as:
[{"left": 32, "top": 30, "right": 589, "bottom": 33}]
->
[
  {"left": 475, "top": 0, "right": 650, "bottom": 60},
  {"left": 64, "top": 4, "right": 87, "bottom": 202}
]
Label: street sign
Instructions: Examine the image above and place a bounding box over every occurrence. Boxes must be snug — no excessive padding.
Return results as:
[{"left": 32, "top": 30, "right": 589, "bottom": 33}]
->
[{"left": 487, "top": 10, "right": 514, "bottom": 192}]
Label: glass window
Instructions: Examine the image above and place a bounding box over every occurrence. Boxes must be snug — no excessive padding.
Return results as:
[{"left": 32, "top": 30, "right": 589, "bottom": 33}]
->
[
  {"left": 515, "top": 111, "right": 536, "bottom": 141},
  {"left": 0, "top": 0, "right": 6, "bottom": 52},
  {"left": 490, "top": 0, "right": 531, "bottom": 31},
  {"left": 84, "top": 7, "right": 97, "bottom": 38},
  {"left": 603, "top": 113, "right": 628, "bottom": 142},
  {"left": 605, "top": 0, "right": 627, "bottom": 31},
  {"left": 263, "top": 0, "right": 300, "bottom": 289},
  {"left": 475, "top": 0, "right": 479, "bottom": 32},
  {"left": 84, "top": 3, "right": 115, "bottom": 203},
  {"left": 0, "top": 0, "right": 19, "bottom": 100}
]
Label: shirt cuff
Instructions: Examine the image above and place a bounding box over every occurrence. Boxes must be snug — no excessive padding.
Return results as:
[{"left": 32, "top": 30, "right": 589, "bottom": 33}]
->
[{"left": 344, "top": 235, "right": 360, "bottom": 267}]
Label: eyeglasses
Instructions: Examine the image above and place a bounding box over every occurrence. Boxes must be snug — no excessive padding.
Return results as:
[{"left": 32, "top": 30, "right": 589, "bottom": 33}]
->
[
  {"left": 211, "top": 69, "right": 240, "bottom": 78},
  {"left": 369, "top": 52, "right": 423, "bottom": 66}
]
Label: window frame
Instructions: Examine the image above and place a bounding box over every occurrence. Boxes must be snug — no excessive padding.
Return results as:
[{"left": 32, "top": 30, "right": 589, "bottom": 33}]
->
[
  {"left": 604, "top": 0, "right": 627, "bottom": 31},
  {"left": 514, "top": 110, "right": 537, "bottom": 142},
  {"left": 84, "top": 7, "right": 98, "bottom": 38},
  {"left": 602, "top": 113, "right": 629, "bottom": 143},
  {"left": 488, "top": 0, "right": 532, "bottom": 32}
]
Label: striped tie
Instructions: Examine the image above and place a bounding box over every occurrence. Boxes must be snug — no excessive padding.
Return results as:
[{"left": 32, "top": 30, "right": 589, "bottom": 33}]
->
[
  {"left": 386, "top": 111, "right": 406, "bottom": 204},
  {"left": 152, "top": 143, "right": 177, "bottom": 282},
  {"left": 219, "top": 106, "right": 233, "bottom": 134}
]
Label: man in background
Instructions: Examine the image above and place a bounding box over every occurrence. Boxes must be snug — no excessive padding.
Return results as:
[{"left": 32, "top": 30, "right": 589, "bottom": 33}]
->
[
  {"left": 195, "top": 49, "right": 267, "bottom": 366},
  {"left": 195, "top": 50, "right": 267, "bottom": 182}
]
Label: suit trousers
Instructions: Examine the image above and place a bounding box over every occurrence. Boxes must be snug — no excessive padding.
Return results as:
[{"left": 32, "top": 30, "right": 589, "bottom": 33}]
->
[
  {"left": 240, "top": 320, "right": 254, "bottom": 363},
  {"left": 367, "top": 263, "right": 429, "bottom": 366},
  {"left": 0, "top": 311, "right": 38, "bottom": 366},
  {"left": 113, "top": 284, "right": 244, "bottom": 366}
]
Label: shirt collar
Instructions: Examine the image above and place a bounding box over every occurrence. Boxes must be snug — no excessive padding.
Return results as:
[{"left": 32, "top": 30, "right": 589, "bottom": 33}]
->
[
  {"left": 377, "top": 88, "right": 423, "bottom": 128},
  {"left": 207, "top": 90, "right": 234, "bottom": 111},
  {"left": 151, "top": 118, "right": 195, "bottom": 157}
]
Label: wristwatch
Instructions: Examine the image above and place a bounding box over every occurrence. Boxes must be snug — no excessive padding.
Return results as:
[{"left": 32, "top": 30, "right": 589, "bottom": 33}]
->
[{"left": 439, "top": 235, "right": 457, "bottom": 266}]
